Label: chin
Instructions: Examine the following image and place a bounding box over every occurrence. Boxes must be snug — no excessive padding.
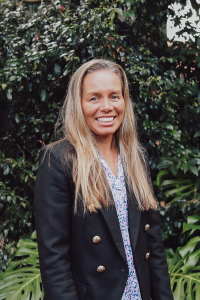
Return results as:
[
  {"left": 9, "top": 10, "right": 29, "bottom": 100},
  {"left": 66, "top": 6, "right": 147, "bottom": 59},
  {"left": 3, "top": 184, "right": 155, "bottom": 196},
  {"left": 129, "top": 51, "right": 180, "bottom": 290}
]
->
[{"left": 96, "top": 130, "right": 116, "bottom": 137}]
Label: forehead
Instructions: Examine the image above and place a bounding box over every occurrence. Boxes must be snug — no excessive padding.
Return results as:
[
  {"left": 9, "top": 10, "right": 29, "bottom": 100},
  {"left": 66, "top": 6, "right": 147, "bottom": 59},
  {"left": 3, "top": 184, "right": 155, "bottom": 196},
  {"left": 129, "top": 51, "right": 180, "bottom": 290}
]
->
[{"left": 82, "top": 70, "right": 122, "bottom": 94}]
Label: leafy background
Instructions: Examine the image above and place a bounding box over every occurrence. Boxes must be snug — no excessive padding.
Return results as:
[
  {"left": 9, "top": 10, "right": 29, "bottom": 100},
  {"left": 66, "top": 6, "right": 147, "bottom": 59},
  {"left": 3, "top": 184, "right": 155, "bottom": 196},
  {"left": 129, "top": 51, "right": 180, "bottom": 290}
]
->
[{"left": 0, "top": 0, "right": 200, "bottom": 299}]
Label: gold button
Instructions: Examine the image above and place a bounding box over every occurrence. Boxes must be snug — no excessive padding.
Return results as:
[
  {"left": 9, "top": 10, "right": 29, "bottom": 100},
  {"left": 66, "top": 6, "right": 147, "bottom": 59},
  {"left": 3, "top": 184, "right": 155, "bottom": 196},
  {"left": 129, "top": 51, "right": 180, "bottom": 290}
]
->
[
  {"left": 144, "top": 224, "right": 150, "bottom": 231},
  {"left": 93, "top": 236, "right": 101, "bottom": 244},
  {"left": 97, "top": 265, "right": 105, "bottom": 272},
  {"left": 145, "top": 252, "right": 150, "bottom": 259}
]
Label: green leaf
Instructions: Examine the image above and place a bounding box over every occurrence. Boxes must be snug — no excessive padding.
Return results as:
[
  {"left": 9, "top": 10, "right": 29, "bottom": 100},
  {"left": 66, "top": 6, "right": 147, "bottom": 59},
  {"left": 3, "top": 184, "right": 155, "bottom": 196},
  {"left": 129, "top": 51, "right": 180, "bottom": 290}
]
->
[
  {"left": 180, "top": 55, "right": 186, "bottom": 62},
  {"left": 156, "top": 169, "right": 169, "bottom": 186},
  {"left": 165, "top": 78, "right": 173, "bottom": 87},
  {"left": 63, "top": 61, "right": 73, "bottom": 76},
  {"left": 161, "top": 122, "right": 173, "bottom": 130},
  {"left": 40, "top": 89, "right": 47, "bottom": 102},
  {"left": 165, "top": 248, "right": 175, "bottom": 267},
  {"left": 183, "top": 164, "right": 189, "bottom": 174},
  {"left": 187, "top": 48, "right": 198, "bottom": 55},
  {"left": 9, "top": 75, "right": 16, "bottom": 81},
  {"left": 7, "top": 93, "right": 12, "bottom": 100},
  {"left": 183, "top": 248, "right": 200, "bottom": 274},
  {"left": 160, "top": 179, "right": 190, "bottom": 187},
  {"left": 149, "top": 14, "right": 154, "bottom": 21},
  {"left": 167, "top": 220, "right": 200, "bottom": 300},
  {"left": 187, "top": 215, "right": 200, "bottom": 224},
  {"left": 165, "top": 248, "right": 175, "bottom": 259},
  {"left": 60, "top": 53, "right": 68, "bottom": 58},
  {"left": 194, "top": 130, "right": 200, "bottom": 138},
  {"left": 15, "top": 113, "right": 20, "bottom": 124},
  {"left": 182, "top": 222, "right": 200, "bottom": 234},
  {"left": 54, "top": 63, "right": 61, "bottom": 76},
  {"left": 125, "top": 0, "right": 133, "bottom": 8},
  {"left": 197, "top": 37, "right": 200, "bottom": 49},
  {"left": 2, "top": 83, "right": 7, "bottom": 90},
  {"left": 0, "top": 237, "right": 43, "bottom": 300},
  {"left": 128, "top": 10, "right": 135, "bottom": 21},
  {"left": 169, "top": 164, "right": 177, "bottom": 176},
  {"left": 3, "top": 165, "right": 9, "bottom": 175},
  {"left": 188, "top": 164, "right": 198, "bottom": 176},
  {"left": 113, "top": 8, "right": 122, "bottom": 15},
  {"left": 188, "top": 158, "right": 200, "bottom": 165},
  {"left": 31, "top": 231, "right": 37, "bottom": 239},
  {"left": 180, "top": 75, "right": 184, "bottom": 84},
  {"left": 157, "top": 160, "right": 174, "bottom": 169},
  {"left": 166, "top": 184, "right": 194, "bottom": 198},
  {"left": 179, "top": 236, "right": 200, "bottom": 258},
  {"left": 198, "top": 92, "right": 200, "bottom": 102},
  {"left": 110, "top": 11, "right": 115, "bottom": 20},
  {"left": 195, "top": 55, "right": 200, "bottom": 63}
]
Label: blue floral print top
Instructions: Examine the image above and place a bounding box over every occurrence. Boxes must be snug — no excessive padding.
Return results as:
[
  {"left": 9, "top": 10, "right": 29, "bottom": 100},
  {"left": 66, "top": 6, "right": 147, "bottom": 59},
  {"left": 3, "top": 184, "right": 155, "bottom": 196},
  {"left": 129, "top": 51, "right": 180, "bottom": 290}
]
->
[{"left": 97, "top": 151, "right": 142, "bottom": 300}]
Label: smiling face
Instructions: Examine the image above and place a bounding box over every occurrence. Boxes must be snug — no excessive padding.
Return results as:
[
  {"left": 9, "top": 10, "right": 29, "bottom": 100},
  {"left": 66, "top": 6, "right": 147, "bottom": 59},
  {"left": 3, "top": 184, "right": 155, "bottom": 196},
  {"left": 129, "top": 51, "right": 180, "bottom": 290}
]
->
[{"left": 81, "top": 70, "right": 125, "bottom": 141}]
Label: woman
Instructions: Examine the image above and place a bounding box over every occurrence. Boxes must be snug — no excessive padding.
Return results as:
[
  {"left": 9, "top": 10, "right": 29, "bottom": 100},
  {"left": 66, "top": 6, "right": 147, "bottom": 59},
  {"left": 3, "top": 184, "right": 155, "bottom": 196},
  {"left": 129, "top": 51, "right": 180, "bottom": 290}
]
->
[{"left": 35, "top": 59, "right": 173, "bottom": 300}]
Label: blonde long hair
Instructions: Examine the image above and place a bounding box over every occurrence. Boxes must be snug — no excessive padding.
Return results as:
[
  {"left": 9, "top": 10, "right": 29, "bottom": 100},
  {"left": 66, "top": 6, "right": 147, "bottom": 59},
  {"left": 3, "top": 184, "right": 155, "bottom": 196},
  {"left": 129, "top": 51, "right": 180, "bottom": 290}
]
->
[{"left": 52, "top": 59, "right": 157, "bottom": 213}]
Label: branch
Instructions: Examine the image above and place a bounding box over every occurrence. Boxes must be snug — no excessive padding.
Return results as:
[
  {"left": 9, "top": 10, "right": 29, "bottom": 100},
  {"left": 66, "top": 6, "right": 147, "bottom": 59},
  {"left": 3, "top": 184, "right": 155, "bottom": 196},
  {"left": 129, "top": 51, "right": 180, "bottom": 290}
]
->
[
  {"left": 0, "top": 236, "right": 6, "bottom": 249},
  {"left": 44, "top": 14, "right": 52, "bottom": 23},
  {"left": 17, "top": 144, "right": 25, "bottom": 159}
]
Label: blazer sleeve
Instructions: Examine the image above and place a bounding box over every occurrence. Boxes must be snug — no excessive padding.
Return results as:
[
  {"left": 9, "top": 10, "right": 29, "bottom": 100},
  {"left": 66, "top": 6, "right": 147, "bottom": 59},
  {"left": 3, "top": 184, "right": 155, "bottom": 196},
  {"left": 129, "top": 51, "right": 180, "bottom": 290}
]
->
[
  {"left": 34, "top": 145, "right": 79, "bottom": 300},
  {"left": 147, "top": 209, "right": 174, "bottom": 300}
]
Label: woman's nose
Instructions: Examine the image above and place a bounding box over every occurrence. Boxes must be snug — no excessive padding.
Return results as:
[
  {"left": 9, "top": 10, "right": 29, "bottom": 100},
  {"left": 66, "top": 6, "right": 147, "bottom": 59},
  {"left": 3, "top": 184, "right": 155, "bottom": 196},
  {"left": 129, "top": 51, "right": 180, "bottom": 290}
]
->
[{"left": 99, "top": 98, "right": 113, "bottom": 111}]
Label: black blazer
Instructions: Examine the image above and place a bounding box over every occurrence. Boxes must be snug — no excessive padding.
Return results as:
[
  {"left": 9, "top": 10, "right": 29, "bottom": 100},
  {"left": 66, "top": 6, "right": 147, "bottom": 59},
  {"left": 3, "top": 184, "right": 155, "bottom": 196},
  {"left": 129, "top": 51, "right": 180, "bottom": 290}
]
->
[{"left": 35, "top": 140, "right": 173, "bottom": 300}]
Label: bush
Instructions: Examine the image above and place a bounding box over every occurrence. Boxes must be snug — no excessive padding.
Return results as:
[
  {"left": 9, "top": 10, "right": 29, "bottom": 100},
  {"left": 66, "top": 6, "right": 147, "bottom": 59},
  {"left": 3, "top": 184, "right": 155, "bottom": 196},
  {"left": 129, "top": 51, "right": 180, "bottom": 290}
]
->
[
  {"left": 158, "top": 198, "right": 200, "bottom": 250},
  {"left": 0, "top": 152, "right": 38, "bottom": 240},
  {"left": 0, "top": 0, "right": 199, "bottom": 244}
]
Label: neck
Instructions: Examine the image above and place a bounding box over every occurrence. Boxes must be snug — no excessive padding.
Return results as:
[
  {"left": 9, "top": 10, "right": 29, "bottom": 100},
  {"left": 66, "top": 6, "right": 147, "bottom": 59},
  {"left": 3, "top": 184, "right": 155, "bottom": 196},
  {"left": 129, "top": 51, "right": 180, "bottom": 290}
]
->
[{"left": 95, "top": 134, "right": 115, "bottom": 155}]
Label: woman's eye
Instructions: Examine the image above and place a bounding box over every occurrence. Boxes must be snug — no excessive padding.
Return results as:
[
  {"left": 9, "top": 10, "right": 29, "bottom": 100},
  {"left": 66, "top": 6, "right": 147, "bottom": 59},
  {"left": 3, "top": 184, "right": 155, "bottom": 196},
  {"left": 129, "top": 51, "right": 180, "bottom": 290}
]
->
[
  {"left": 90, "top": 97, "right": 98, "bottom": 101},
  {"left": 111, "top": 95, "right": 119, "bottom": 100}
]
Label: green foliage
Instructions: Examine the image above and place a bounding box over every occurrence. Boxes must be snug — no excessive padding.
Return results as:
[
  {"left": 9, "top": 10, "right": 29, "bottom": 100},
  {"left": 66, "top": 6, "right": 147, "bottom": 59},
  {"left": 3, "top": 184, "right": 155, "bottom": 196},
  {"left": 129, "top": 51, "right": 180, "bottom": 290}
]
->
[
  {"left": 124, "top": 50, "right": 200, "bottom": 175},
  {"left": 0, "top": 231, "right": 43, "bottom": 300},
  {"left": 159, "top": 199, "right": 200, "bottom": 249},
  {"left": 154, "top": 168, "right": 200, "bottom": 202},
  {"left": 166, "top": 215, "right": 200, "bottom": 300},
  {"left": 0, "top": 239, "right": 16, "bottom": 274},
  {"left": 0, "top": 2, "right": 199, "bottom": 299},
  {"left": 0, "top": 152, "right": 38, "bottom": 241}
]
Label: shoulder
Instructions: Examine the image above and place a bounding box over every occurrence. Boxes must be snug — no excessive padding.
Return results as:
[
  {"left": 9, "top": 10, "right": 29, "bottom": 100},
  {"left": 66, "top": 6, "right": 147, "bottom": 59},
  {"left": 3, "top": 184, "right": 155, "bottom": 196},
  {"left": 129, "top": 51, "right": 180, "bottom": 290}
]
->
[
  {"left": 38, "top": 138, "right": 76, "bottom": 174},
  {"left": 40, "top": 138, "right": 74, "bottom": 157},
  {"left": 39, "top": 138, "right": 75, "bottom": 160}
]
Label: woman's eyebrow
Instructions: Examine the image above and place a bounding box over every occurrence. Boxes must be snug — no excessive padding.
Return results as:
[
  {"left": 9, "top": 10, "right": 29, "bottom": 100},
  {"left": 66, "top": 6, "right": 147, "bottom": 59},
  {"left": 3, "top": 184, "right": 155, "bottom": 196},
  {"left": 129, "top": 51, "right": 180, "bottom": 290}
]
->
[
  {"left": 86, "top": 91, "right": 101, "bottom": 97},
  {"left": 86, "top": 90, "right": 122, "bottom": 96}
]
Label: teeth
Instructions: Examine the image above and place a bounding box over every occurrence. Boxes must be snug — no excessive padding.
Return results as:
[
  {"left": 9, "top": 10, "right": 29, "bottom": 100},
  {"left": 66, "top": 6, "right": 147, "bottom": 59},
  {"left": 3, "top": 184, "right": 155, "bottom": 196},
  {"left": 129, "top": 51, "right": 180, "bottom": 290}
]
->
[{"left": 96, "top": 117, "right": 114, "bottom": 122}]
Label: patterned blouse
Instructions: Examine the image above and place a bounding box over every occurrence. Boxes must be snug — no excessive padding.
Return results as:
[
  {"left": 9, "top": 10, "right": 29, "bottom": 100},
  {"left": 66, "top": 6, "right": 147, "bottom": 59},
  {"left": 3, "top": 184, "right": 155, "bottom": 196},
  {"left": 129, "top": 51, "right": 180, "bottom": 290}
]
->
[{"left": 97, "top": 151, "right": 142, "bottom": 300}]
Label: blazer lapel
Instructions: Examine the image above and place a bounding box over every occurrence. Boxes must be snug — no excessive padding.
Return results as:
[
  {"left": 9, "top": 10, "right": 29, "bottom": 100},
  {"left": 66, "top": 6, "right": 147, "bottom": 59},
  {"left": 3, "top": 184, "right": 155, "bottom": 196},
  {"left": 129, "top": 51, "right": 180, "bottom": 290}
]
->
[
  {"left": 100, "top": 203, "right": 127, "bottom": 263},
  {"left": 125, "top": 181, "right": 141, "bottom": 252},
  {"left": 100, "top": 182, "right": 141, "bottom": 262}
]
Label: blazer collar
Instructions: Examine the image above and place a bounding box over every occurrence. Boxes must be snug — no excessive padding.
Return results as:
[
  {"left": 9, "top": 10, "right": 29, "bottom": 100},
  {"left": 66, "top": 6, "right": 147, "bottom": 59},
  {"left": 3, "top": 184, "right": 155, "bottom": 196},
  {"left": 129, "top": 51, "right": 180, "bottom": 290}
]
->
[
  {"left": 100, "top": 203, "right": 127, "bottom": 263},
  {"left": 100, "top": 180, "right": 141, "bottom": 263},
  {"left": 126, "top": 181, "right": 141, "bottom": 252}
]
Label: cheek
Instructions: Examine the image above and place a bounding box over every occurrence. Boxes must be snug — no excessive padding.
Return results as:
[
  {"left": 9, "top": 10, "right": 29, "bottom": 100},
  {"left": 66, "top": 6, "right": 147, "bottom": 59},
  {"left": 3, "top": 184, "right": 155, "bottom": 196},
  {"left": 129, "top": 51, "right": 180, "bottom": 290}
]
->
[
  {"left": 81, "top": 104, "right": 96, "bottom": 124},
  {"left": 119, "top": 102, "right": 125, "bottom": 116}
]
